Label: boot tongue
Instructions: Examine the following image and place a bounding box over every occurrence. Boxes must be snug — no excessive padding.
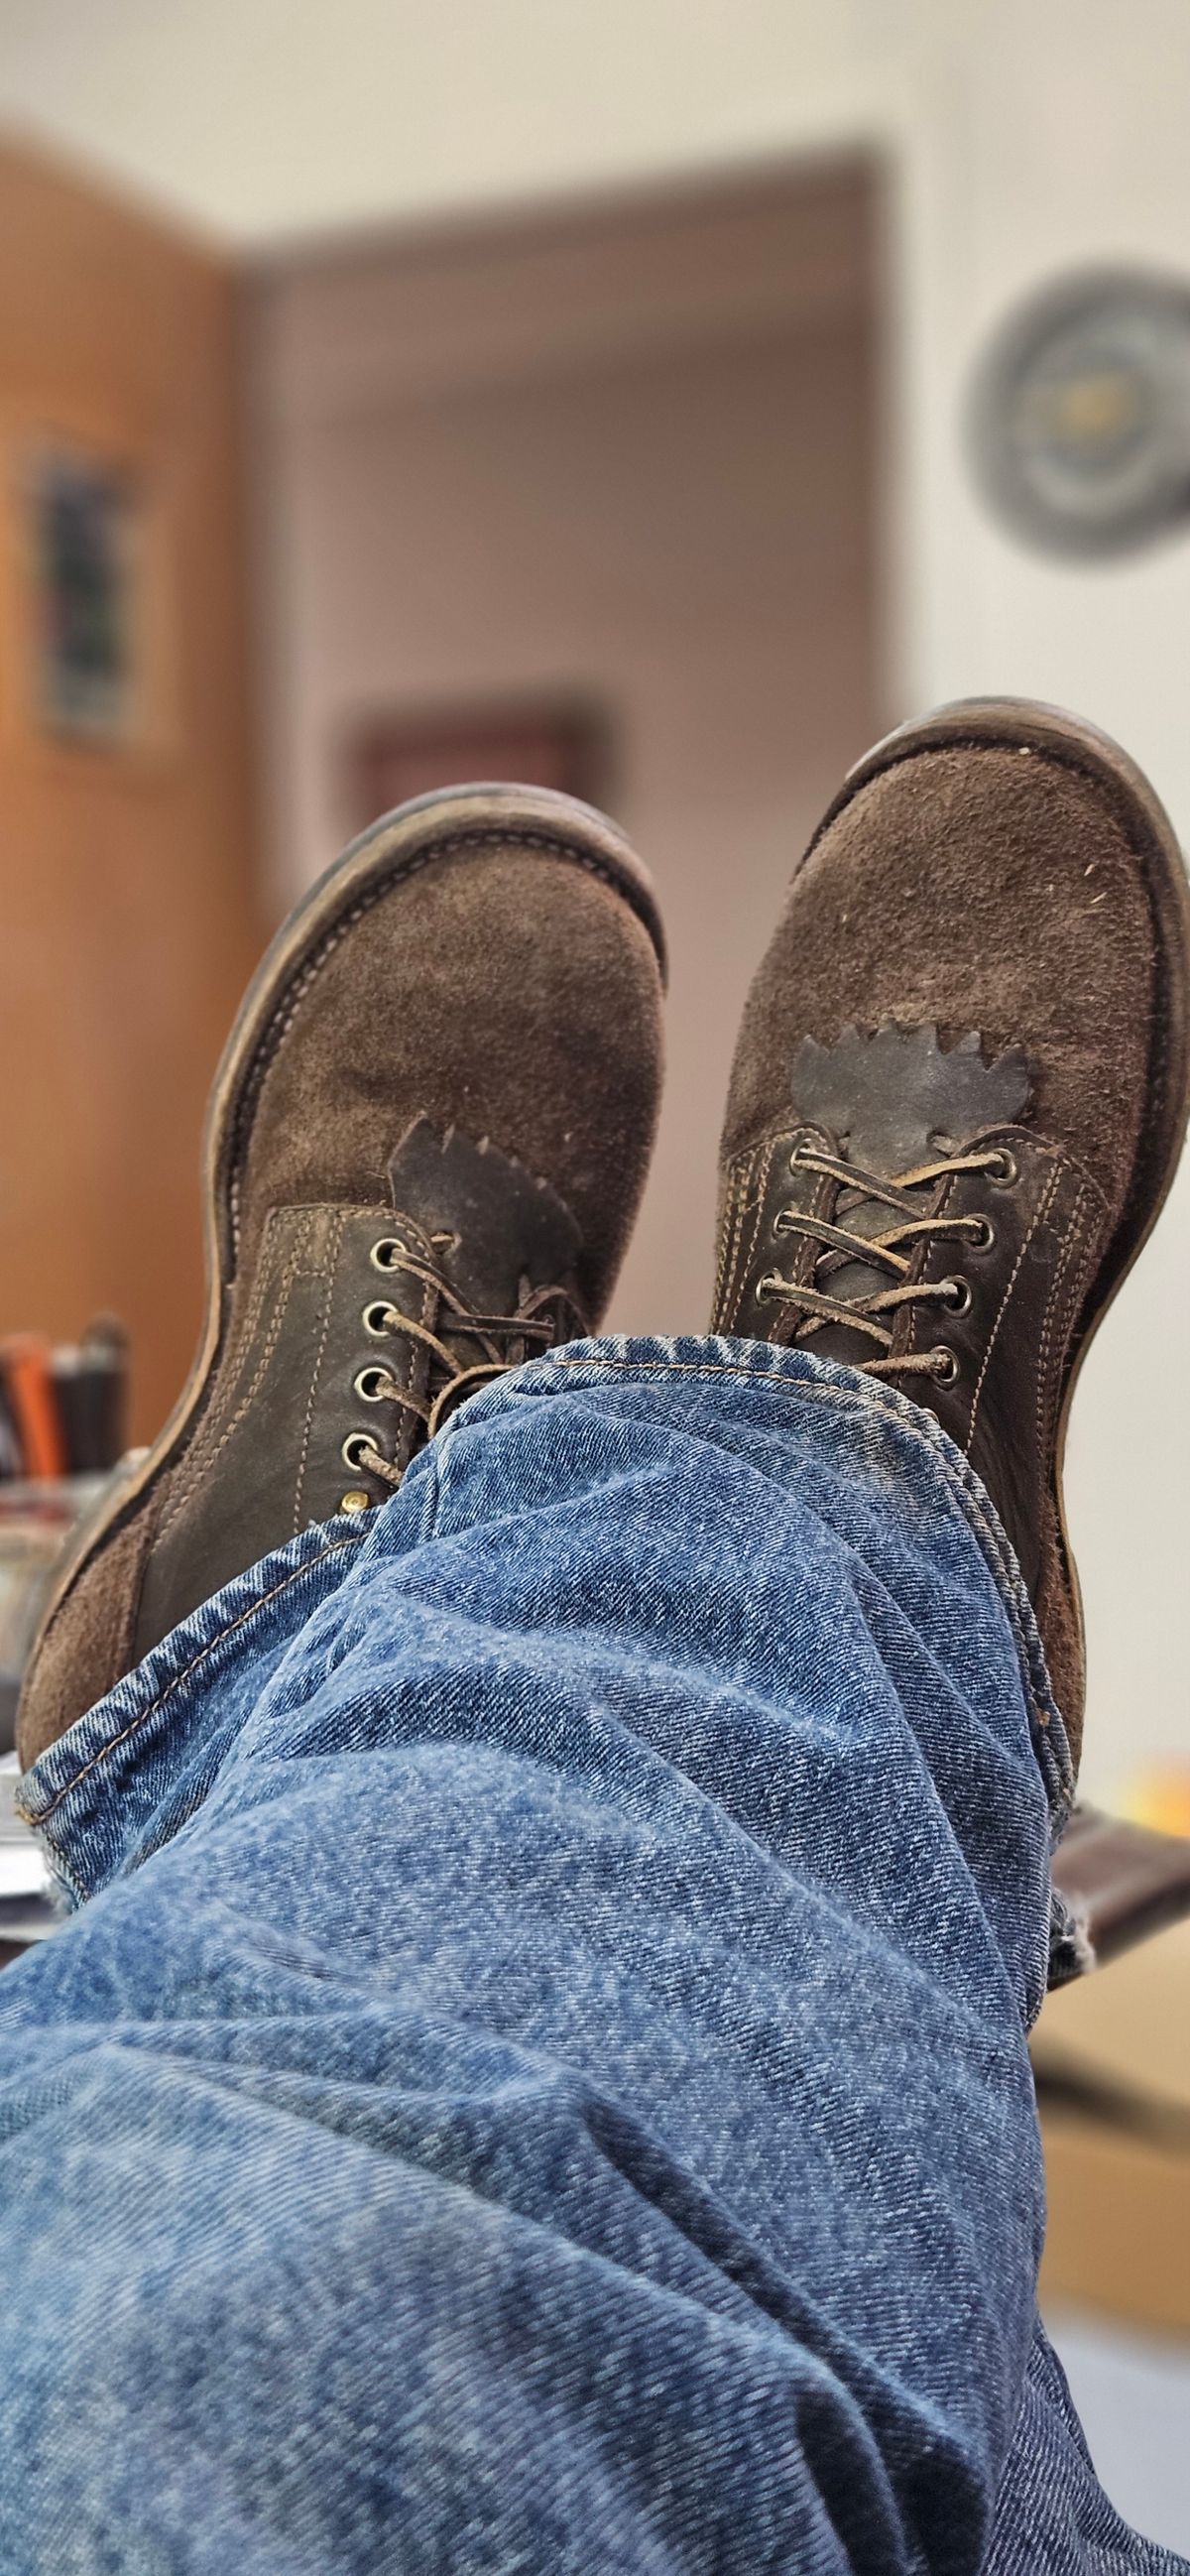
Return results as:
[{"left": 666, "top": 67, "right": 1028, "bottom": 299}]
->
[
  {"left": 387, "top": 1114, "right": 581, "bottom": 1316},
  {"left": 787, "top": 1025, "right": 1031, "bottom": 1364},
  {"left": 791, "top": 1024, "right": 1031, "bottom": 1174}
]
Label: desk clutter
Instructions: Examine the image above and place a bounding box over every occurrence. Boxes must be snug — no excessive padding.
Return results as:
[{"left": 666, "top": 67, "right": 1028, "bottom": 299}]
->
[
  {"left": 0, "top": 1753, "right": 56, "bottom": 1956},
  {"left": 0, "top": 1314, "right": 133, "bottom": 1782},
  {"left": 0, "top": 1316, "right": 128, "bottom": 1481},
  {"left": 0, "top": 1311, "right": 134, "bottom": 1952}
]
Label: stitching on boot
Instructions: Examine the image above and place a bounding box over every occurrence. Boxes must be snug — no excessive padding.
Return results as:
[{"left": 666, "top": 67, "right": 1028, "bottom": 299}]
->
[
  {"left": 711, "top": 1161, "right": 745, "bottom": 1327},
  {"left": 1034, "top": 1180, "right": 1090, "bottom": 1468},
  {"left": 711, "top": 1155, "right": 743, "bottom": 1329},
  {"left": 733, "top": 1155, "right": 773, "bottom": 1333},
  {"left": 153, "top": 1247, "right": 312, "bottom": 1546},
  {"left": 149, "top": 1208, "right": 320, "bottom": 1544},
  {"left": 293, "top": 1211, "right": 345, "bottom": 1533},
  {"left": 722, "top": 1151, "right": 758, "bottom": 1330},
  {"left": 716, "top": 1154, "right": 762, "bottom": 1339},
  {"left": 967, "top": 1160, "right": 1063, "bottom": 1445},
  {"left": 157, "top": 1202, "right": 394, "bottom": 1545}
]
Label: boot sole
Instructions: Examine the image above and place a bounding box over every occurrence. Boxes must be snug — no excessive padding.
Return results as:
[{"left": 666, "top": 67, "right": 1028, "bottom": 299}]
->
[
  {"left": 20, "top": 783, "right": 665, "bottom": 1751},
  {"left": 835, "top": 697, "right": 1190, "bottom": 1716}
]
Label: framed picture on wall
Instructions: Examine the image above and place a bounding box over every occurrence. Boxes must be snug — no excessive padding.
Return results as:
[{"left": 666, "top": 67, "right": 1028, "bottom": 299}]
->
[
  {"left": 30, "top": 447, "right": 140, "bottom": 742},
  {"left": 343, "top": 699, "right": 612, "bottom": 836},
  {"left": 0, "top": 422, "right": 177, "bottom": 762}
]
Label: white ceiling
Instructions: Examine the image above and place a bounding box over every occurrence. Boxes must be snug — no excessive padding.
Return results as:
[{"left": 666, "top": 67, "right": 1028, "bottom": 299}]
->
[{"left": 0, "top": 0, "right": 892, "bottom": 250}]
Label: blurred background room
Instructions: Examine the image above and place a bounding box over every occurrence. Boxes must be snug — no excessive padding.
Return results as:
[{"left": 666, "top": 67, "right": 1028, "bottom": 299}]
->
[{"left": 0, "top": 0, "right": 1188, "bottom": 2543}]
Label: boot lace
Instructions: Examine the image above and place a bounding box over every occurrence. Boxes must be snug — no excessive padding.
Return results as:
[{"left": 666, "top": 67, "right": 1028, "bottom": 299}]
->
[
  {"left": 341, "top": 1233, "right": 586, "bottom": 1500},
  {"left": 757, "top": 1139, "right": 1015, "bottom": 1383}
]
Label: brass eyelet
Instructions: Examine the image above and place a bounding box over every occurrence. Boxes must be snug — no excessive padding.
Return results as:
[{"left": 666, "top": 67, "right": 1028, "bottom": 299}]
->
[
  {"left": 967, "top": 1215, "right": 996, "bottom": 1252},
  {"left": 941, "top": 1276, "right": 972, "bottom": 1315},
  {"left": 986, "top": 1149, "right": 1019, "bottom": 1188},
  {"left": 341, "top": 1430, "right": 374, "bottom": 1472},
  {"left": 353, "top": 1366, "right": 391, "bottom": 1404},
  {"left": 931, "top": 1347, "right": 959, "bottom": 1386},
  {"left": 363, "top": 1300, "right": 397, "bottom": 1338},
  {"left": 370, "top": 1238, "right": 407, "bottom": 1272}
]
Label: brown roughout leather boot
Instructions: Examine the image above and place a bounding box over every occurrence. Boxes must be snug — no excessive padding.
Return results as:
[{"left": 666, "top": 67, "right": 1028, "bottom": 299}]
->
[
  {"left": 19, "top": 784, "right": 665, "bottom": 1769},
  {"left": 712, "top": 699, "right": 1190, "bottom": 1771}
]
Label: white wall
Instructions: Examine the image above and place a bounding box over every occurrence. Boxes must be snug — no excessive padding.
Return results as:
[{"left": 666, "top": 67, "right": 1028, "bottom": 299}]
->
[
  {"left": 0, "top": 0, "right": 889, "bottom": 247},
  {"left": 892, "top": 0, "right": 1190, "bottom": 1796}
]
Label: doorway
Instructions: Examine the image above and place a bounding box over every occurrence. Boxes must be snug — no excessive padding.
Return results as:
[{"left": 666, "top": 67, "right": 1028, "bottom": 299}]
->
[{"left": 252, "top": 158, "right": 883, "bottom": 1327}]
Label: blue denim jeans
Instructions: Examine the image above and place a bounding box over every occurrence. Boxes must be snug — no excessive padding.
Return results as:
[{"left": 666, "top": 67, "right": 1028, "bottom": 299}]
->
[{"left": 2, "top": 1336, "right": 1184, "bottom": 2575}]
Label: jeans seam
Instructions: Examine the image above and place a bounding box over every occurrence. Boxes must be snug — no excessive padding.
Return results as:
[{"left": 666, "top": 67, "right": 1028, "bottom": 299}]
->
[
  {"left": 538, "top": 1349, "right": 1005, "bottom": 1504},
  {"left": 31, "top": 1529, "right": 366, "bottom": 1825},
  {"left": 538, "top": 1349, "right": 1012, "bottom": 1530}
]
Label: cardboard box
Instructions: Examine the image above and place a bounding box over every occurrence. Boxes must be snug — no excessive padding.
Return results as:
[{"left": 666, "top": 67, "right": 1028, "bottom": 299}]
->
[{"left": 1034, "top": 1917, "right": 1190, "bottom": 2332}]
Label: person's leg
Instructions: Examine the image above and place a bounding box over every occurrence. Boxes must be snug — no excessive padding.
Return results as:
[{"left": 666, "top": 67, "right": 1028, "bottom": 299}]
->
[
  {"left": 7, "top": 697, "right": 1189, "bottom": 2574},
  {"left": 3, "top": 1337, "right": 1071, "bottom": 2575}
]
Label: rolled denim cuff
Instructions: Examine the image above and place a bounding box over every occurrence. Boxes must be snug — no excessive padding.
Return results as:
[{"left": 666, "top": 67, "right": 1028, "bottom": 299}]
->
[{"left": 19, "top": 1332, "right": 1077, "bottom": 1981}]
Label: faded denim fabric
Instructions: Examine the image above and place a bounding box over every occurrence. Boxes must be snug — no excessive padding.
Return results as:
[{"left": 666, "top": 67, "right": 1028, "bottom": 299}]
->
[{"left": 0, "top": 1334, "right": 1182, "bottom": 2576}]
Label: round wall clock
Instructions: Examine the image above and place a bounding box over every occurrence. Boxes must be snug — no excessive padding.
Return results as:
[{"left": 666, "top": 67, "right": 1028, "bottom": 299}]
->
[{"left": 969, "top": 270, "right": 1190, "bottom": 558}]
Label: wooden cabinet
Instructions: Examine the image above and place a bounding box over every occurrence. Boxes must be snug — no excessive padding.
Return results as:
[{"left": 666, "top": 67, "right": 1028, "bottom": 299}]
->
[{"left": 0, "top": 145, "right": 264, "bottom": 1440}]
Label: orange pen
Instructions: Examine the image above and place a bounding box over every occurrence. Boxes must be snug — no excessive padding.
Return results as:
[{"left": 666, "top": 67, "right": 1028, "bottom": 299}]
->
[{"left": 0, "top": 1335, "right": 67, "bottom": 1481}]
